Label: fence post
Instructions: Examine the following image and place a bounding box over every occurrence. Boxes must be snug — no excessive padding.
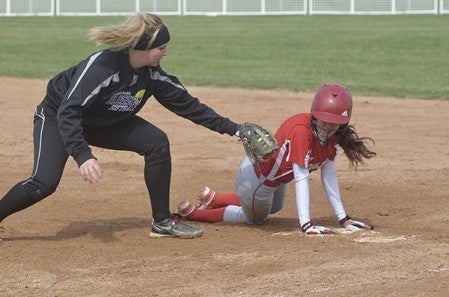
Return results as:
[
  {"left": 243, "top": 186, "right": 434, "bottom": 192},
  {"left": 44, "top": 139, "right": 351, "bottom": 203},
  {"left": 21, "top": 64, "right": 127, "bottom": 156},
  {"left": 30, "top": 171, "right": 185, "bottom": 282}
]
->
[
  {"left": 96, "top": 0, "right": 101, "bottom": 14},
  {"left": 6, "top": 0, "right": 11, "bottom": 15}
]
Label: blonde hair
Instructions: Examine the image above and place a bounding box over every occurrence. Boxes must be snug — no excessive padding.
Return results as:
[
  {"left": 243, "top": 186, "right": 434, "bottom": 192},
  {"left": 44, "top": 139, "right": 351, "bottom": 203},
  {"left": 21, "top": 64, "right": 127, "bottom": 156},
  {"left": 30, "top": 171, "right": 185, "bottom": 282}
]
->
[{"left": 88, "top": 13, "right": 165, "bottom": 51}]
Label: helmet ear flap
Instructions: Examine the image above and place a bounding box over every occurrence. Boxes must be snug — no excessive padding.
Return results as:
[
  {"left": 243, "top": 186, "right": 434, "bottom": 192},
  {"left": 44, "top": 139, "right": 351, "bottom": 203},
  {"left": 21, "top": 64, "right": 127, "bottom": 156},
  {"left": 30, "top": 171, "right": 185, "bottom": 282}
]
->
[{"left": 310, "top": 115, "right": 323, "bottom": 144}]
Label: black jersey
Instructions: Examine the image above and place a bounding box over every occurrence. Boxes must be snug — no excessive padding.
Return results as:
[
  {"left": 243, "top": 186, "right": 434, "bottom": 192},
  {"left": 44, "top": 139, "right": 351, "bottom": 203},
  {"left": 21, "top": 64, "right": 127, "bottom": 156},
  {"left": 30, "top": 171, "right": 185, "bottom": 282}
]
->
[{"left": 41, "top": 49, "right": 238, "bottom": 164}]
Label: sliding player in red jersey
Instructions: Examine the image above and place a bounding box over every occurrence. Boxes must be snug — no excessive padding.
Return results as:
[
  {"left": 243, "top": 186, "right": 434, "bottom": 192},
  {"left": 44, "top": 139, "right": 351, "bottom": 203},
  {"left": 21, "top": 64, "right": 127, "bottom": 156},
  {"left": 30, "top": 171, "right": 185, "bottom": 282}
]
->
[{"left": 178, "top": 83, "right": 376, "bottom": 235}]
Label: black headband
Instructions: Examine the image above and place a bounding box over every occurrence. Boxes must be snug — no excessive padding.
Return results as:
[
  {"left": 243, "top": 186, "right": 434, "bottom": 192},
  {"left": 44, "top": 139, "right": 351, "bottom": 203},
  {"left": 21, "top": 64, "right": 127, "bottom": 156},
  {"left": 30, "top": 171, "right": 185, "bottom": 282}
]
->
[{"left": 134, "top": 25, "right": 170, "bottom": 50}]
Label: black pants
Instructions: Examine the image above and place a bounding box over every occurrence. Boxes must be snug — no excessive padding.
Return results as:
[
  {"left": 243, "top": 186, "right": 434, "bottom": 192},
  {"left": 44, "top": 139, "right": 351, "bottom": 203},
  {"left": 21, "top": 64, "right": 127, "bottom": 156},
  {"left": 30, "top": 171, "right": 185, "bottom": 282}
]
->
[{"left": 0, "top": 105, "right": 171, "bottom": 223}]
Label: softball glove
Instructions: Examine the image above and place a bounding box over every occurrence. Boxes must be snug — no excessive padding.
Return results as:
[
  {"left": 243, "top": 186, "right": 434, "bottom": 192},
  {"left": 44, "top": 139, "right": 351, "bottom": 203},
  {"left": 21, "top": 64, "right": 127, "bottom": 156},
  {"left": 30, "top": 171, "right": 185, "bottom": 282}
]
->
[{"left": 238, "top": 122, "right": 278, "bottom": 164}]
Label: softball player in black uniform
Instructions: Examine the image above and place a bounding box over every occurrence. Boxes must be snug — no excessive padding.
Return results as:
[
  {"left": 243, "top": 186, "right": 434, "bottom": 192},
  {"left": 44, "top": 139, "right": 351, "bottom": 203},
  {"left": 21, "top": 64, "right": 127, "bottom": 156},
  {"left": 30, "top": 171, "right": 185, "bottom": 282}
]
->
[{"left": 0, "top": 13, "right": 240, "bottom": 239}]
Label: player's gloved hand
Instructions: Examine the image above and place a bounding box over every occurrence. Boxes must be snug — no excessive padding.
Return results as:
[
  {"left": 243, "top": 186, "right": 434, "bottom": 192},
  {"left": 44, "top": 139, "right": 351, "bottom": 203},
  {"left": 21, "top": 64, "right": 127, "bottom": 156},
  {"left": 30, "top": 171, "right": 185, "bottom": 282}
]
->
[
  {"left": 301, "top": 221, "right": 335, "bottom": 235},
  {"left": 339, "top": 215, "right": 373, "bottom": 231}
]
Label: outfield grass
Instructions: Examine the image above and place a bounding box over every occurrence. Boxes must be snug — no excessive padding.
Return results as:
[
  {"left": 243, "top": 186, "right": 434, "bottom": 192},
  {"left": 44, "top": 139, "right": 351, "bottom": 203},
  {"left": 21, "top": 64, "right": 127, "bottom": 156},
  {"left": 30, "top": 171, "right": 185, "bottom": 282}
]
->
[{"left": 0, "top": 15, "right": 448, "bottom": 100}]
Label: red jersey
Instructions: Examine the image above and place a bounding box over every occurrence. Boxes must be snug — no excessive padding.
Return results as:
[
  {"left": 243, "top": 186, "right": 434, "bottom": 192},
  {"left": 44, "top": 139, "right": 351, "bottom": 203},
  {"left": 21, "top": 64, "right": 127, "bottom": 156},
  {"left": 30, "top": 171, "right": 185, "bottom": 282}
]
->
[{"left": 257, "top": 113, "right": 338, "bottom": 185}]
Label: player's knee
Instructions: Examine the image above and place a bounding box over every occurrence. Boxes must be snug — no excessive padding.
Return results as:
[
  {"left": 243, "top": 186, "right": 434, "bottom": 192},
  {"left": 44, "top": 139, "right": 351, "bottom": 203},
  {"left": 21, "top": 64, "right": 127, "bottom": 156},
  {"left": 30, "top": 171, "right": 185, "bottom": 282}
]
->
[
  {"left": 144, "top": 141, "right": 171, "bottom": 167},
  {"left": 249, "top": 216, "right": 268, "bottom": 225},
  {"left": 247, "top": 212, "right": 269, "bottom": 225},
  {"left": 270, "top": 204, "right": 283, "bottom": 214},
  {"left": 242, "top": 204, "right": 269, "bottom": 225},
  {"left": 23, "top": 179, "right": 58, "bottom": 202}
]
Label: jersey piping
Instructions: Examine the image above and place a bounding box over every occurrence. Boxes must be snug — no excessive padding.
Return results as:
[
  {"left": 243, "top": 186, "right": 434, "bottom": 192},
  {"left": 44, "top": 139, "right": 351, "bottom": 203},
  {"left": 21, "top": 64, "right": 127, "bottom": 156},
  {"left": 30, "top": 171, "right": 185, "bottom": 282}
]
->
[
  {"left": 66, "top": 51, "right": 103, "bottom": 102},
  {"left": 22, "top": 107, "right": 46, "bottom": 186},
  {"left": 80, "top": 73, "right": 120, "bottom": 106},
  {"left": 149, "top": 68, "right": 185, "bottom": 91}
]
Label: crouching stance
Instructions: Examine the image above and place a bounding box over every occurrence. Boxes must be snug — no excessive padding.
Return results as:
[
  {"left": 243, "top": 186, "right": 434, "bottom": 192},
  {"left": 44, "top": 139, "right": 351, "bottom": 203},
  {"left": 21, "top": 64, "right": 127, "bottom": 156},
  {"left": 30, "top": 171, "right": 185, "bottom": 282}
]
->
[{"left": 0, "top": 13, "right": 249, "bottom": 239}]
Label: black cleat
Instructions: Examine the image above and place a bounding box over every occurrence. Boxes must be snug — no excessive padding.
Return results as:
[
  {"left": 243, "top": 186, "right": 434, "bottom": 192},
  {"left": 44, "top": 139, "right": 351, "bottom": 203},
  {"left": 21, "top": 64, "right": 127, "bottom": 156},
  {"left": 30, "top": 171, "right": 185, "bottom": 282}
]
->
[{"left": 150, "top": 214, "right": 203, "bottom": 239}]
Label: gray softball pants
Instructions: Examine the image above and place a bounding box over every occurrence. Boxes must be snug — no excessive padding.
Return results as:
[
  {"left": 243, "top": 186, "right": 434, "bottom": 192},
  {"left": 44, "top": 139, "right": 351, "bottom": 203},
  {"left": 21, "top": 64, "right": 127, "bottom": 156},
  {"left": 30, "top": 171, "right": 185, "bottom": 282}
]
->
[{"left": 223, "top": 157, "right": 286, "bottom": 224}]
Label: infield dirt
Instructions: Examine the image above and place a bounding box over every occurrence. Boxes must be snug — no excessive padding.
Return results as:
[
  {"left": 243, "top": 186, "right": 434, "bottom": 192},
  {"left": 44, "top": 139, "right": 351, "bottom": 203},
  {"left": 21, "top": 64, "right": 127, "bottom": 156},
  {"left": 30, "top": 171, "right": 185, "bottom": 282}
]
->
[{"left": 1, "top": 77, "right": 448, "bottom": 296}]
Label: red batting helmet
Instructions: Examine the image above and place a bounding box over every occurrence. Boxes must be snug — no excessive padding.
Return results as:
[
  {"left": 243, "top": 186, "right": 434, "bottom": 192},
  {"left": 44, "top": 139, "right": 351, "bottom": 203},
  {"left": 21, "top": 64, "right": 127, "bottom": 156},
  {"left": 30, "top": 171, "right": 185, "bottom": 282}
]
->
[{"left": 311, "top": 84, "right": 353, "bottom": 124}]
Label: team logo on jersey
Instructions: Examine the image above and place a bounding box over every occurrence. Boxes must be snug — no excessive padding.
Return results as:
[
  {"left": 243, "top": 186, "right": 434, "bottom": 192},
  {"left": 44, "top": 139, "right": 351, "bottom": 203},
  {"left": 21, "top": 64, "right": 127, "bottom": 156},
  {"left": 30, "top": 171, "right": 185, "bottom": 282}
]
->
[
  {"left": 134, "top": 89, "right": 145, "bottom": 105},
  {"left": 106, "top": 89, "right": 146, "bottom": 112}
]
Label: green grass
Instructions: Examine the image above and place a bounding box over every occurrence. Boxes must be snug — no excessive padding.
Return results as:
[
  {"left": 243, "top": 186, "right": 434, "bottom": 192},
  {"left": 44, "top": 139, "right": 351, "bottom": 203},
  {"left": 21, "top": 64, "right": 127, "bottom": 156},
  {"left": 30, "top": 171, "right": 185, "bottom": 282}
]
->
[{"left": 1, "top": 15, "right": 448, "bottom": 100}]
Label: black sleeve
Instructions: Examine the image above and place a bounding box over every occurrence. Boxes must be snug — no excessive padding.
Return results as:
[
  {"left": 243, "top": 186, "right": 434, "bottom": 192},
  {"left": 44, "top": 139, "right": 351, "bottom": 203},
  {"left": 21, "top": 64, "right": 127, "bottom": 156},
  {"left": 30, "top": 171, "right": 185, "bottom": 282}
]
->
[
  {"left": 55, "top": 52, "right": 111, "bottom": 166},
  {"left": 151, "top": 68, "right": 239, "bottom": 136}
]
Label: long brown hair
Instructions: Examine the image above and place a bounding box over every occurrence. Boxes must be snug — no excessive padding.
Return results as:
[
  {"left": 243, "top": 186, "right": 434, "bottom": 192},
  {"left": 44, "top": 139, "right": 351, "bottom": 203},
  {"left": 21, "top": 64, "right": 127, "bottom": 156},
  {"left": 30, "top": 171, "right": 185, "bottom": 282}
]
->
[{"left": 336, "top": 124, "right": 376, "bottom": 168}]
